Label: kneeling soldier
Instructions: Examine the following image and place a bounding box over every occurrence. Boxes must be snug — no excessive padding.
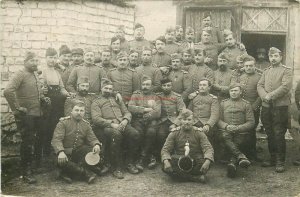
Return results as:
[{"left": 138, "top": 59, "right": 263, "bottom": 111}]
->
[
  {"left": 218, "top": 83, "right": 255, "bottom": 178},
  {"left": 161, "top": 109, "right": 214, "bottom": 183},
  {"left": 51, "top": 100, "right": 102, "bottom": 184},
  {"left": 128, "top": 75, "right": 161, "bottom": 170}
]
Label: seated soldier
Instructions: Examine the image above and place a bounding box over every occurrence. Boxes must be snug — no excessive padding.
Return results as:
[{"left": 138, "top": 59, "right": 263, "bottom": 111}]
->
[
  {"left": 217, "top": 83, "right": 255, "bottom": 178},
  {"left": 128, "top": 75, "right": 161, "bottom": 170},
  {"left": 91, "top": 78, "right": 140, "bottom": 179},
  {"left": 51, "top": 100, "right": 102, "bottom": 184},
  {"left": 161, "top": 109, "right": 214, "bottom": 183}
]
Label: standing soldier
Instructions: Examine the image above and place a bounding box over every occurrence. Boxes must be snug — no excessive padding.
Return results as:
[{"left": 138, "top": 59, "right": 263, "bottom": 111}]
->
[
  {"left": 232, "top": 55, "right": 246, "bottom": 83},
  {"left": 129, "top": 23, "right": 152, "bottom": 56},
  {"left": 181, "top": 48, "right": 194, "bottom": 72},
  {"left": 167, "top": 53, "right": 190, "bottom": 103},
  {"left": 110, "top": 36, "right": 122, "bottom": 67},
  {"left": 71, "top": 48, "right": 84, "bottom": 67},
  {"left": 239, "top": 55, "right": 262, "bottom": 161},
  {"left": 91, "top": 79, "right": 140, "bottom": 178},
  {"left": 164, "top": 27, "right": 182, "bottom": 55},
  {"left": 293, "top": 80, "right": 300, "bottom": 166},
  {"left": 181, "top": 27, "right": 196, "bottom": 54},
  {"left": 115, "top": 25, "right": 130, "bottom": 52},
  {"left": 157, "top": 78, "right": 186, "bottom": 152},
  {"left": 67, "top": 49, "right": 105, "bottom": 94},
  {"left": 51, "top": 101, "right": 102, "bottom": 184},
  {"left": 152, "top": 36, "right": 172, "bottom": 69},
  {"left": 188, "top": 78, "right": 220, "bottom": 152},
  {"left": 136, "top": 47, "right": 163, "bottom": 92},
  {"left": 128, "top": 49, "right": 140, "bottom": 69},
  {"left": 218, "top": 83, "right": 255, "bottom": 178},
  {"left": 255, "top": 48, "right": 269, "bottom": 73},
  {"left": 4, "top": 51, "right": 51, "bottom": 184},
  {"left": 258, "top": 47, "right": 292, "bottom": 173},
  {"left": 56, "top": 45, "right": 73, "bottom": 86},
  {"left": 221, "top": 33, "right": 246, "bottom": 70},
  {"left": 128, "top": 76, "right": 161, "bottom": 170},
  {"left": 108, "top": 51, "right": 140, "bottom": 104},
  {"left": 174, "top": 25, "right": 184, "bottom": 45},
  {"left": 212, "top": 53, "right": 236, "bottom": 101},
  {"left": 64, "top": 77, "right": 95, "bottom": 123},
  {"left": 161, "top": 109, "right": 214, "bottom": 183},
  {"left": 99, "top": 49, "right": 114, "bottom": 78}
]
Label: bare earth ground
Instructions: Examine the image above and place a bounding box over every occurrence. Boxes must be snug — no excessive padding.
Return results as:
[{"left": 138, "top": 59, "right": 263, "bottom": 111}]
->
[{"left": 2, "top": 140, "right": 300, "bottom": 197}]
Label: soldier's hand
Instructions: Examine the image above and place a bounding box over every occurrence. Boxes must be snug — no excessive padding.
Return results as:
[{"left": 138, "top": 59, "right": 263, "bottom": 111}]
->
[
  {"left": 42, "top": 85, "right": 48, "bottom": 95},
  {"left": 204, "top": 57, "right": 213, "bottom": 64},
  {"left": 238, "top": 43, "right": 246, "bottom": 51},
  {"left": 202, "top": 125, "right": 210, "bottom": 134},
  {"left": 58, "top": 152, "right": 68, "bottom": 166},
  {"left": 118, "top": 119, "right": 128, "bottom": 131},
  {"left": 200, "top": 159, "right": 211, "bottom": 174},
  {"left": 42, "top": 97, "right": 51, "bottom": 105},
  {"left": 188, "top": 92, "right": 198, "bottom": 100},
  {"left": 144, "top": 108, "right": 153, "bottom": 113},
  {"left": 69, "top": 92, "right": 76, "bottom": 99},
  {"left": 93, "top": 145, "right": 101, "bottom": 154},
  {"left": 115, "top": 93, "right": 123, "bottom": 102},
  {"left": 163, "top": 160, "right": 173, "bottom": 173},
  {"left": 264, "top": 94, "right": 272, "bottom": 102},
  {"left": 226, "top": 125, "right": 236, "bottom": 132},
  {"left": 111, "top": 123, "right": 120, "bottom": 129}
]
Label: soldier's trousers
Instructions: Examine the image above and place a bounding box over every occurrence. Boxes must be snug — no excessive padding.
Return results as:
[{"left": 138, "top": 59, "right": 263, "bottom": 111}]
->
[
  {"left": 95, "top": 125, "right": 139, "bottom": 169},
  {"left": 221, "top": 130, "right": 250, "bottom": 163},
  {"left": 157, "top": 120, "right": 173, "bottom": 152},
  {"left": 15, "top": 114, "right": 43, "bottom": 171},
  {"left": 131, "top": 119, "right": 157, "bottom": 159},
  {"left": 246, "top": 108, "right": 260, "bottom": 160},
  {"left": 261, "top": 106, "right": 288, "bottom": 162},
  {"left": 162, "top": 155, "right": 206, "bottom": 181}
]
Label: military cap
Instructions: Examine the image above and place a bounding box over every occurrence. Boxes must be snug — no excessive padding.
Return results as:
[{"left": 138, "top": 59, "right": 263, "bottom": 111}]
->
[
  {"left": 185, "top": 26, "right": 194, "bottom": 34},
  {"left": 257, "top": 48, "right": 266, "bottom": 54},
  {"left": 182, "top": 48, "right": 193, "bottom": 55},
  {"left": 223, "top": 29, "right": 233, "bottom": 38},
  {"left": 156, "top": 36, "right": 166, "bottom": 44},
  {"left": 101, "top": 78, "right": 113, "bottom": 88},
  {"left": 194, "top": 48, "right": 206, "bottom": 56},
  {"left": 129, "top": 48, "right": 139, "bottom": 55},
  {"left": 111, "top": 36, "right": 120, "bottom": 44},
  {"left": 142, "top": 46, "right": 152, "bottom": 53},
  {"left": 72, "top": 48, "right": 84, "bottom": 56},
  {"left": 165, "top": 27, "right": 175, "bottom": 34},
  {"left": 218, "top": 52, "right": 229, "bottom": 61},
  {"left": 161, "top": 78, "right": 172, "bottom": 85},
  {"left": 203, "top": 11, "right": 212, "bottom": 19},
  {"left": 24, "top": 51, "right": 36, "bottom": 62},
  {"left": 178, "top": 109, "right": 194, "bottom": 119},
  {"left": 84, "top": 48, "right": 94, "bottom": 54},
  {"left": 101, "top": 48, "right": 111, "bottom": 54},
  {"left": 141, "top": 75, "right": 152, "bottom": 83},
  {"left": 171, "top": 53, "right": 182, "bottom": 60},
  {"left": 241, "top": 54, "right": 255, "bottom": 63},
  {"left": 71, "top": 99, "right": 85, "bottom": 109},
  {"left": 46, "top": 47, "right": 57, "bottom": 57},
  {"left": 199, "top": 77, "right": 212, "bottom": 86},
  {"left": 229, "top": 82, "right": 242, "bottom": 90},
  {"left": 77, "top": 76, "right": 89, "bottom": 85},
  {"left": 175, "top": 25, "right": 183, "bottom": 30},
  {"left": 59, "top": 45, "right": 71, "bottom": 56},
  {"left": 202, "top": 27, "right": 212, "bottom": 35},
  {"left": 268, "top": 47, "right": 282, "bottom": 55},
  {"left": 116, "top": 51, "right": 128, "bottom": 59},
  {"left": 134, "top": 23, "right": 144, "bottom": 30}
]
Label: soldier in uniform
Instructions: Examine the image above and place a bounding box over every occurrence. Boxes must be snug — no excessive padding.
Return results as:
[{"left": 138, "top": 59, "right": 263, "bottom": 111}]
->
[
  {"left": 181, "top": 48, "right": 194, "bottom": 72},
  {"left": 188, "top": 78, "right": 220, "bottom": 153},
  {"left": 108, "top": 51, "right": 140, "bottom": 104},
  {"left": 110, "top": 36, "right": 122, "bottom": 67},
  {"left": 174, "top": 25, "right": 184, "bottom": 45},
  {"left": 98, "top": 49, "right": 115, "bottom": 78},
  {"left": 115, "top": 25, "right": 130, "bottom": 53},
  {"left": 221, "top": 33, "right": 247, "bottom": 70},
  {"left": 128, "top": 23, "right": 152, "bottom": 56},
  {"left": 212, "top": 53, "right": 237, "bottom": 101},
  {"left": 239, "top": 55, "right": 262, "bottom": 161},
  {"left": 294, "top": 80, "right": 300, "bottom": 166},
  {"left": 135, "top": 47, "right": 163, "bottom": 92},
  {"left": 128, "top": 76, "right": 161, "bottom": 170},
  {"left": 232, "top": 55, "right": 246, "bottom": 83},
  {"left": 67, "top": 48, "right": 105, "bottom": 94},
  {"left": 71, "top": 48, "right": 84, "bottom": 67},
  {"left": 167, "top": 53, "right": 190, "bottom": 103},
  {"left": 258, "top": 47, "right": 292, "bottom": 173},
  {"left": 51, "top": 101, "right": 101, "bottom": 184},
  {"left": 56, "top": 45, "right": 73, "bottom": 86},
  {"left": 161, "top": 109, "right": 214, "bottom": 183},
  {"left": 164, "top": 27, "right": 182, "bottom": 55},
  {"left": 64, "top": 77, "right": 95, "bottom": 123},
  {"left": 152, "top": 36, "right": 172, "bottom": 69},
  {"left": 128, "top": 49, "right": 140, "bottom": 69},
  {"left": 256, "top": 48, "right": 269, "bottom": 73},
  {"left": 218, "top": 83, "right": 255, "bottom": 178},
  {"left": 4, "top": 51, "right": 51, "bottom": 184},
  {"left": 91, "top": 78, "right": 140, "bottom": 178},
  {"left": 180, "top": 27, "right": 196, "bottom": 54},
  {"left": 157, "top": 78, "right": 186, "bottom": 152}
]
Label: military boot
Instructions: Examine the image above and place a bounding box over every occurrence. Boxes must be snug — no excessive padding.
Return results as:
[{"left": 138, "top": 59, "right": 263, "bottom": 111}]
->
[
  {"left": 275, "top": 154, "right": 285, "bottom": 173},
  {"left": 261, "top": 154, "right": 276, "bottom": 167},
  {"left": 22, "top": 166, "right": 37, "bottom": 184}
]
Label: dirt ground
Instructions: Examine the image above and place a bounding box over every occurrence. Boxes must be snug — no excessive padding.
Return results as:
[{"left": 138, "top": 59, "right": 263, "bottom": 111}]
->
[{"left": 2, "top": 140, "right": 300, "bottom": 197}]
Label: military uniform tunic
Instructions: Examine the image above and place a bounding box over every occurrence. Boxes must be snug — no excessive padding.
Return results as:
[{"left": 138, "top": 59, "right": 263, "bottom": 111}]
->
[
  {"left": 188, "top": 64, "right": 214, "bottom": 93},
  {"left": 213, "top": 69, "right": 236, "bottom": 101},
  {"left": 240, "top": 72, "right": 261, "bottom": 110},
  {"left": 135, "top": 64, "right": 163, "bottom": 92},
  {"left": 152, "top": 52, "right": 172, "bottom": 68},
  {"left": 221, "top": 46, "right": 246, "bottom": 70},
  {"left": 168, "top": 69, "right": 191, "bottom": 101},
  {"left": 164, "top": 42, "right": 182, "bottom": 55}
]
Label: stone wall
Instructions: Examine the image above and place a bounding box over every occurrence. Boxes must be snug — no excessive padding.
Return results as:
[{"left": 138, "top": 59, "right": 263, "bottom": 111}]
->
[{"left": 0, "top": 0, "right": 135, "bottom": 113}]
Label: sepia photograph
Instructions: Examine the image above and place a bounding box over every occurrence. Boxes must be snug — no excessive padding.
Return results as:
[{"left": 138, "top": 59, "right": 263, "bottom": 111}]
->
[{"left": 0, "top": 0, "right": 300, "bottom": 196}]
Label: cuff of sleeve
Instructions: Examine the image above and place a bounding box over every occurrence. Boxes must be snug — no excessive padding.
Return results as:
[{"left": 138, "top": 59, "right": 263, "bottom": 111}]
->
[
  {"left": 57, "top": 150, "right": 65, "bottom": 156},
  {"left": 161, "top": 157, "right": 171, "bottom": 163},
  {"left": 205, "top": 157, "right": 214, "bottom": 163},
  {"left": 94, "top": 143, "right": 102, "bottom": 147}
]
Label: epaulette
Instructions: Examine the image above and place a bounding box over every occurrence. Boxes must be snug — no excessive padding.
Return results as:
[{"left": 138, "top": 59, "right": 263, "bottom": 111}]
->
[
  {"left": 152, "top": 63, "right": 158, "bottom": 68},
  {"left": 59, "top": 116, "right": 70, "bottom": 121},
  {"left": 242, "top": 99, "right": 250, "bottom": 104},
  {"left": 181, "top": 70, "right": 188, "bottom": 74},
  {"left": 282, "top": 65, "right": 291, "bottom": 69},
  {"left": 82, "top": 119, "right": 91, "bottom": 125},
  {"left": 109, "top": 68, "right": 117, "bottom": 71},
  {"left": 172, "top": 91, "right": 181, "bottom": 97},
  {"left": 221, "top": 98, "right": 230, "bottom": 103},
  {"left": 133, "top": 90, "right": 142, "bottom": 94},
  {"left": 170, "top": 126, "right": 181, "bottom": 132},
  {"left": 209, "top": 94, "right": 218, "bottom": 99},
  {"left": 128, "top": 68, "right": 136, "bottom": 72}
]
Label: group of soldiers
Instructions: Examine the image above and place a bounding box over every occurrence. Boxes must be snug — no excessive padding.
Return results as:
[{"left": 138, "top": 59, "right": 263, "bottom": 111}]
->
[{"left": 4, "top": 12, "right": 298, "bottom": 185}]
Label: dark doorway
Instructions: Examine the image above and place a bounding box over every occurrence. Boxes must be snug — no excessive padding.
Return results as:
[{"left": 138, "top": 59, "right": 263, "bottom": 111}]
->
[{"left": 241, "top": 33, "right": 286, "bottom": 63}]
